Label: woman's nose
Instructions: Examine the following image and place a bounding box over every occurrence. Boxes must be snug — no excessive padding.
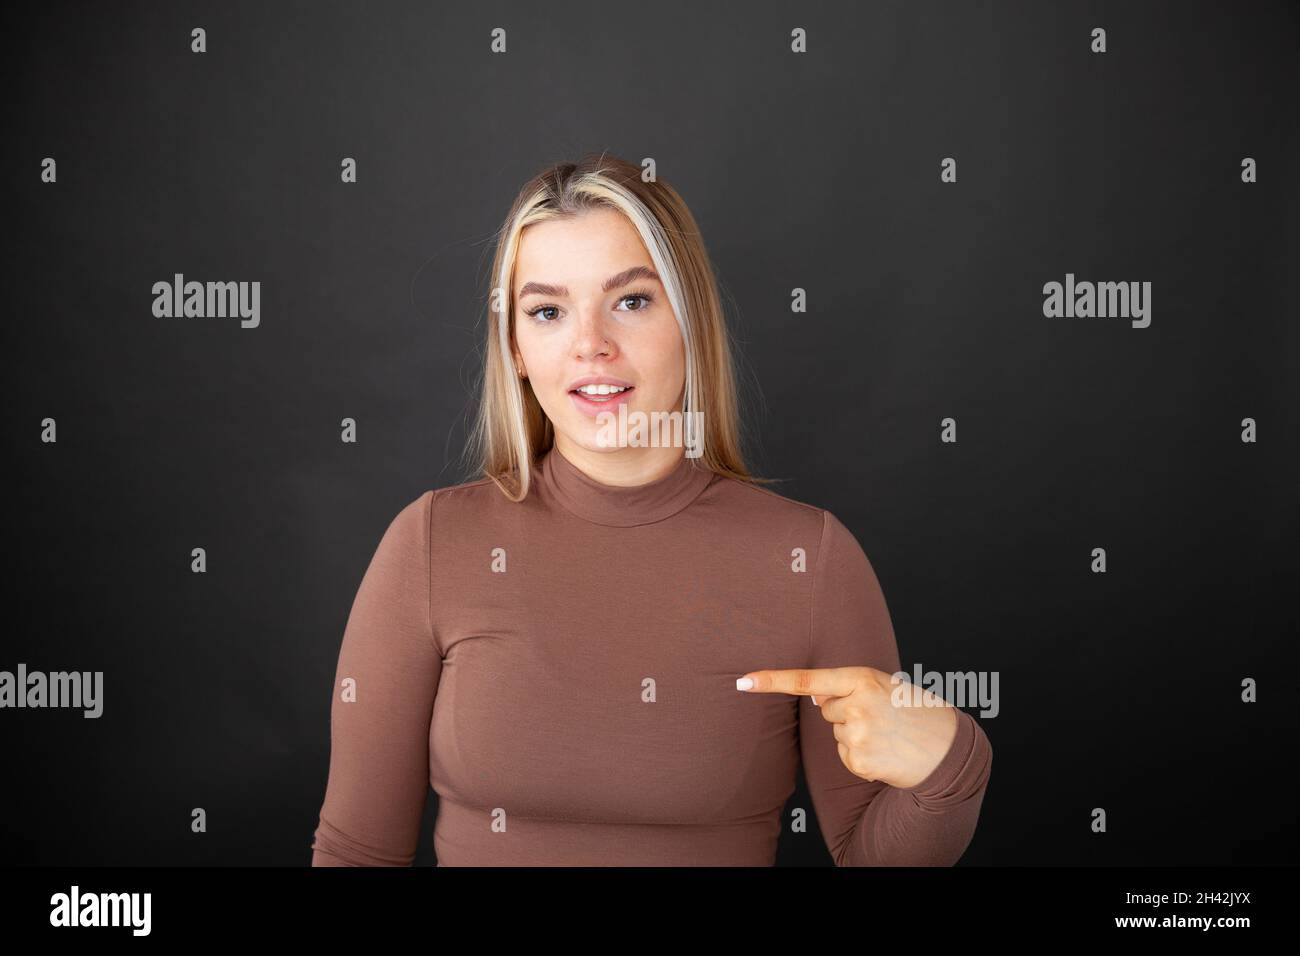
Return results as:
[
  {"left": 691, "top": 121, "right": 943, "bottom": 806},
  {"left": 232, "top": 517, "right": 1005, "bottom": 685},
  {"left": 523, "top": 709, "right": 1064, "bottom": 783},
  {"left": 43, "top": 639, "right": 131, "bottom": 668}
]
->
[{"left": 571, "top": 310, "right": 615, "bottom": 359}]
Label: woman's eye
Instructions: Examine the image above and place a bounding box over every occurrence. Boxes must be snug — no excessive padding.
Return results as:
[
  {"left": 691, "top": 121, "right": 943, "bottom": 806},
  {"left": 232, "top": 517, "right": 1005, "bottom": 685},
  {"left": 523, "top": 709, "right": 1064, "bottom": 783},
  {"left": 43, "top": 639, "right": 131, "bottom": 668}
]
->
[{"left": 528, "top": 294, "right": 650, "bottom": 321}]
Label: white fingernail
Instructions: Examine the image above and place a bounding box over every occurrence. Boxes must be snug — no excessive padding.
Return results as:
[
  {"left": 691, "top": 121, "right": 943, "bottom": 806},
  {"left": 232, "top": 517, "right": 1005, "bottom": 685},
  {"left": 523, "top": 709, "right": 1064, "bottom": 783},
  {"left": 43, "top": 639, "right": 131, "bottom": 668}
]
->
[{"left": 736, "top": 677, "right": 753, "bottom": 690}]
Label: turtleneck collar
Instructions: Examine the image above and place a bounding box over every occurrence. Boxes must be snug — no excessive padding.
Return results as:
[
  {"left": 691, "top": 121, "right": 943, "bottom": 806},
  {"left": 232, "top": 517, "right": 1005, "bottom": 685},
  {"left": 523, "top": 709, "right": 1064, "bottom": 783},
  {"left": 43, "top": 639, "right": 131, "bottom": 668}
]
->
[{"left": 536, "top": 443, "right": 715, "bottom": 527}]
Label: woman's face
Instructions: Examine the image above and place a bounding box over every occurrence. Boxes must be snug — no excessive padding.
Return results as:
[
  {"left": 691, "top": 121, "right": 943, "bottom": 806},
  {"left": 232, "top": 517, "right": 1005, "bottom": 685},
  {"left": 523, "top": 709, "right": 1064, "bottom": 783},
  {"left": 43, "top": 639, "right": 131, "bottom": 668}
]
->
[{"left": 512, "top": 207, "right": 685, "bottom": 458}]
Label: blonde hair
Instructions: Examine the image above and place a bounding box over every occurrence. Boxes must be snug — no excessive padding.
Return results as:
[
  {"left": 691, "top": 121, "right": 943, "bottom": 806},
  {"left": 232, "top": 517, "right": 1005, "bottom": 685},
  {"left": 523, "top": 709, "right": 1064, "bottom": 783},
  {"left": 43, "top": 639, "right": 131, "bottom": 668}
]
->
[{"left": 464, "top": 152, "right": 770, "bottom": 501}]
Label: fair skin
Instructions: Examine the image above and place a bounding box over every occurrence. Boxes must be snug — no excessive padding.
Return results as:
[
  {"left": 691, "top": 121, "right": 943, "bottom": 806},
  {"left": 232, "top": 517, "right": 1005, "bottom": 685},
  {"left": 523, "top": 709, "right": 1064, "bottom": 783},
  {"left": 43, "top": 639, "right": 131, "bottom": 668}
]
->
[
  {"left": 511, "top": 206, "right": 958, "bottom": 789},
  {"left": 738, "top": 668, "right": 959, "bottom": 789},
  {"left": 512, "top": 206, "right": 686, "bottom": 487}
]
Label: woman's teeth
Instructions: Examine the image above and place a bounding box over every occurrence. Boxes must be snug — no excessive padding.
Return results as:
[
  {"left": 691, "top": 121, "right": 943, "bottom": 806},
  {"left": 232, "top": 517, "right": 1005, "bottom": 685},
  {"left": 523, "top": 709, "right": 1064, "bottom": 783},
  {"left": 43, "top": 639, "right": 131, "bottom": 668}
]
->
[{"left": 574, "top": 384, "right": 630, "bottom": 400}]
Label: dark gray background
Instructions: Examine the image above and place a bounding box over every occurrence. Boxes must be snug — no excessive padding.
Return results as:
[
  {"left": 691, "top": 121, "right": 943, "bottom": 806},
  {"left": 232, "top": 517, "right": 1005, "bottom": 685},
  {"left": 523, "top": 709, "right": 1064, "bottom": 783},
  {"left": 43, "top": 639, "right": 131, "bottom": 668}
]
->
[{"left": 3, "top": 0, "right": 1296, "bottom": 866}]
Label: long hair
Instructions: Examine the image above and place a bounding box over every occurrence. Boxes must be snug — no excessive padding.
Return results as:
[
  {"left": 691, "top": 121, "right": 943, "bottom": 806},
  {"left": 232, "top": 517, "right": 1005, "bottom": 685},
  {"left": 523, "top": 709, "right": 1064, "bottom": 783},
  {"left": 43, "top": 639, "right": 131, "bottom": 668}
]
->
[{"left": 464, "top": 152, "right": 769, "bottom": 501}]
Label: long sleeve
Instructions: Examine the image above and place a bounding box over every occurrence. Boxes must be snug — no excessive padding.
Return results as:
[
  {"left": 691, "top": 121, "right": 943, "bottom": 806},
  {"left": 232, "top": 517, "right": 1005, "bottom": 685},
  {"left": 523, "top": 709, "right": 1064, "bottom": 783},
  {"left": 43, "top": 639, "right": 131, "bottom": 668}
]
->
[
  {"left": 798, "top": 510, "right": 992, "bottom": 866},
  {"left": 311, "top": 491, "right": 441, "bottom": 866}
]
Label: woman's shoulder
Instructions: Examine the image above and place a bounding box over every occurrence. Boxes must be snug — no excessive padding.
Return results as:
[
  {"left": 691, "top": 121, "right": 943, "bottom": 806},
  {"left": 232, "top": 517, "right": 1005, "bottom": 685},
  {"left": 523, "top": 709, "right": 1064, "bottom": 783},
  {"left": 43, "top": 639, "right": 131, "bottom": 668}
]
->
[
  {"left": 708, "top": 469, "right": 821, "bottom": 515},
  {"left": 420, "top": 472, "right": 533, "bottom": 523},
  {"left": 706, "top": 471, "right": 848, "bottom": 540},
  {"left": 709, "top": 473, "right": 877, "bottom": 568},
  {"left": 377, "top": 476, "right": 499, "bottom": 533},
  {"left": 428, "top": 474, "right": 499, "bottom": 502},
  {"left": 407, "top": 475, "right": 503, "bottom": 521}
]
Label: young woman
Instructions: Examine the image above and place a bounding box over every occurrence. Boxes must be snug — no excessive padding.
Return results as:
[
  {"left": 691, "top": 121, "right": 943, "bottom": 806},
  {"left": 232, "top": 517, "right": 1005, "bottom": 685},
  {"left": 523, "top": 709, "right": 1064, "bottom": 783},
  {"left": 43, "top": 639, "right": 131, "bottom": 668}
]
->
[{"left": 310, "top": 154, "right": 992, "bottom": 866}]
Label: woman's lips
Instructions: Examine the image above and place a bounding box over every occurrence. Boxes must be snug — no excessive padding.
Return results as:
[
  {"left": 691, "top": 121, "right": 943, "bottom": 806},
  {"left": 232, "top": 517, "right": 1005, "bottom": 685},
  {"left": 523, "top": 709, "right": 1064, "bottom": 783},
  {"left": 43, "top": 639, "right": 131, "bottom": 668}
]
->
[{"left": 568, "top": 386, "right": 634, "bottom": 418}]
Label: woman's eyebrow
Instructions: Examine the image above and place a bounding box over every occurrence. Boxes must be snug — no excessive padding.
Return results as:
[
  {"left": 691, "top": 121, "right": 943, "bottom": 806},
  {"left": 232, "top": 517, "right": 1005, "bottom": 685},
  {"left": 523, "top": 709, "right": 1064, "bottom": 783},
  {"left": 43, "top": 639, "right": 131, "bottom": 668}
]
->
[{"left": 518, "top": 265, "right": 661, "bottom": 299}]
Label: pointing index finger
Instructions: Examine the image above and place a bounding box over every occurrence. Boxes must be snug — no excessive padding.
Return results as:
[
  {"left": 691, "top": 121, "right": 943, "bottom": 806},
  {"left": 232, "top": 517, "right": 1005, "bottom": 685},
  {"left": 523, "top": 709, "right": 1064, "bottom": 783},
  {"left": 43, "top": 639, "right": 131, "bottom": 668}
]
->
[{"left": 736, "top": 667, "right": 858, "bottom": 700}]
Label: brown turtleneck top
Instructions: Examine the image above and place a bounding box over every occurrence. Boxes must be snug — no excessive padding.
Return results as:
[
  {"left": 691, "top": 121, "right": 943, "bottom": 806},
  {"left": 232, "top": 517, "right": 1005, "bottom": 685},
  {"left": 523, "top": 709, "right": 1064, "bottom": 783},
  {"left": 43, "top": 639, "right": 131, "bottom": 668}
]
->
[{"left": 310, "top": 445, "right": 992, "bottom": 866}]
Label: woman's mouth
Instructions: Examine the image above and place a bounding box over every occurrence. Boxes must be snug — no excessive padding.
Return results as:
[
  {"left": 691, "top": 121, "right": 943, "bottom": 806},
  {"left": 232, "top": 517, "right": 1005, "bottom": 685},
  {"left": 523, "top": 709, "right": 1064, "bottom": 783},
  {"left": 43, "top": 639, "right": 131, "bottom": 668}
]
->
[{"left": 568, "top": 384, "right": 634, "bottom": 417}]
